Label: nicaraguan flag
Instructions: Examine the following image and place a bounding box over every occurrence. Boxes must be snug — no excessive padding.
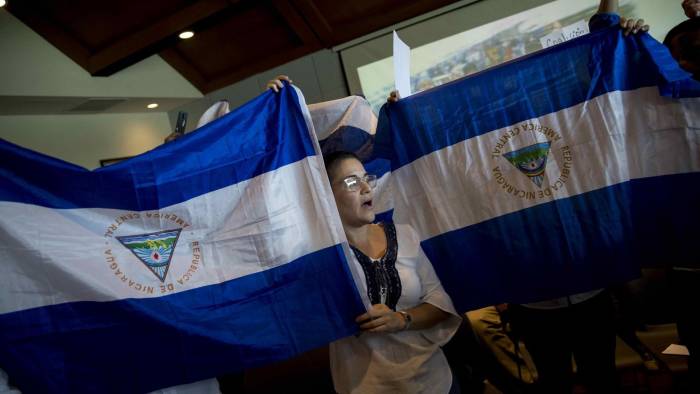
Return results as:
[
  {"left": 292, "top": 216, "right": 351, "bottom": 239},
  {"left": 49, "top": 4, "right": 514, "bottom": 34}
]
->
[
  {"left": 0, "top": 86, "right": 364, "bottom": 393},
  {"left": 376, "top": 26, "right": 700, "bottom": 312}
]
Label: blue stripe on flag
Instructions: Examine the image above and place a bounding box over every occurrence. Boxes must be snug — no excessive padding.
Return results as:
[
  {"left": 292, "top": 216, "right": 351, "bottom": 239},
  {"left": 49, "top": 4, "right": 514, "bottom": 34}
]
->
[
  {"left": 374, "top": 209, "right": 394, "bottom": 224},
  {"left": 375, "top": 28, "right": 700, "bottom": 168},
  {"left": 319, "top": 125, "right": 373, "bottom": 159},
  {"left": 364, "top": 158, "right": 391, "bottom": 179},
  {"left": 0, "top": 85, "right": 316, "bottom": 210},
  {"left": 421, "top": 172, "right": 700, "bottom": 312},
  {"left": 318, "top": 126, "right": 391, "bottom": 178},
  {"left": 0, "top": 244, "right": 364, "bottom": 394}
]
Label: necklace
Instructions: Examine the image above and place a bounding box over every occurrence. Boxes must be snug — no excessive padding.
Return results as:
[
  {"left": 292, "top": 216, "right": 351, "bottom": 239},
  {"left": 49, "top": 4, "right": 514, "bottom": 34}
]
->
[{"left": 351, "top": 222, "right": 402, "bottom": 310}]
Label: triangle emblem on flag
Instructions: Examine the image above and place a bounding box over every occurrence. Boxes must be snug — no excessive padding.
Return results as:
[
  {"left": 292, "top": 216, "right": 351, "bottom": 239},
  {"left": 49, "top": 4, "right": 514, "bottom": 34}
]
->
[
  {"left": 117, "top": 229, "right": 182, "bottom": 282},
  {"left": 503, "top": 142, "right": 551, "bottom": 188}
]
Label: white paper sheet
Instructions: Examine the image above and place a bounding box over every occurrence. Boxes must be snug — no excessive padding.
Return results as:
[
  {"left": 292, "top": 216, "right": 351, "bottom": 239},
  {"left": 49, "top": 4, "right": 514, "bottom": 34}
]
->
[
  {"left": 540, "top": 20, "right": 590, "bottom": 49},
  {"left": 393, "top": 31, "right": 411, "bottom": 98}
]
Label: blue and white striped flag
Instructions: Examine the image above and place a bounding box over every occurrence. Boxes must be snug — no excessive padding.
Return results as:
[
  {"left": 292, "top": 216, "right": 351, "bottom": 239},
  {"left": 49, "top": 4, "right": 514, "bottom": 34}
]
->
[
  {"left": 0, "top": 86, "right": 364, "bottom": 393},
  {"left": 376, "top": 26, "right": 700, "bottom": 312}
]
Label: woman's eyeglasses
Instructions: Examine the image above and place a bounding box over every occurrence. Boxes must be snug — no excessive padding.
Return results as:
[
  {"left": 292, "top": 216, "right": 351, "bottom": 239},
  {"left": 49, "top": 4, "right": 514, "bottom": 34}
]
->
[{"left": 341, "top": 174, "right": 377, "bottom": 191}]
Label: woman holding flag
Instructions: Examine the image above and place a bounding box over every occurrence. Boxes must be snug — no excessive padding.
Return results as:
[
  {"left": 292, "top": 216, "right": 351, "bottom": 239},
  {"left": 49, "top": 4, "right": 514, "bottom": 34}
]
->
[
  {"left": 268, "top": 79, "right": 461, "bottom": 393},
  {"left": 322, "top": 150, "right": 461, "bottom": 394}
]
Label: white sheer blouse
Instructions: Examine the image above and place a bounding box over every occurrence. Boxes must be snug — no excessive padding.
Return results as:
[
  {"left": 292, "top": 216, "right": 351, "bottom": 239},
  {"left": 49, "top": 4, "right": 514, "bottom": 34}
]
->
[{"left": 330, "top": 224, "right": 461, "bottom": 394}]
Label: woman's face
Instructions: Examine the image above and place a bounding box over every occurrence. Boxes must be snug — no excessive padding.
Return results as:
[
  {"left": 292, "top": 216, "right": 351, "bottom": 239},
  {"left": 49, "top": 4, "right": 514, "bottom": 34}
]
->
[{"left": 329, "top": 158, "right": 375, "bottom": 227}]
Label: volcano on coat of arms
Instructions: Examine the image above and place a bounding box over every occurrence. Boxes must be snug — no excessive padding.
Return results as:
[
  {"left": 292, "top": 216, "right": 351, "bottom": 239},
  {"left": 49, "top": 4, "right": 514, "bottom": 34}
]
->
[
  {"left": 502, "top": 142, "right": 551, "bottom": 188},
  {"left": 117, "top": 229, "right": 181, "bottom": 282}
]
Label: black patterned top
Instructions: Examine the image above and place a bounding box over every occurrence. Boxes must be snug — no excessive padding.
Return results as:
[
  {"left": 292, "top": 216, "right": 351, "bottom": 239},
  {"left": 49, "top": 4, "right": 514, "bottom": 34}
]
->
[{"left": 350, "top": 222, "right": 402, "bottom": 311}]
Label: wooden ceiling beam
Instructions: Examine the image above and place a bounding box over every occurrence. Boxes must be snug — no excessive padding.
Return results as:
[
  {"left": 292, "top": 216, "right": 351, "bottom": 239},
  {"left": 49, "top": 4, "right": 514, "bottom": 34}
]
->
[
  {"left": 271, "top": 0, "right": 322, "bottom": 47},
  {"left": 159, "top": 48, "right": 209, "bottom": 93},
  {"left": 289, "top": 0, "right": 334, "bottom": 46},
  {"left": 161, "top": 1, "right": 324, "bottom": 94},
  {"left": 201, "top": 44, "right": 317, "bottom": 93},
  {"left": 88, "top": 0, "right": 231, "bottom": 76},
  {"left": 291, "top": 0, "right": 459, "bottom": 47},
  {"left": 9, "top": 0, "right": 464, "bottom": 97}
]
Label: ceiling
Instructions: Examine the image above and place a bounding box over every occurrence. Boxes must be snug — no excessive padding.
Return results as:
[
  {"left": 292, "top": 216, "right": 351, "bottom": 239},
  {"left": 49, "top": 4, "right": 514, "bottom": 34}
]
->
[{"left": 6, "top": 0, "right": 459, "bottom": 95}]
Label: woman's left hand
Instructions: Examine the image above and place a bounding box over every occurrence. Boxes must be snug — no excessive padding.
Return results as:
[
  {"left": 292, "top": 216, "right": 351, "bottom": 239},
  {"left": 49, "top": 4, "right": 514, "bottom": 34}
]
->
[
  {"left": 620, "top": 17, "right": 649, "bottom": 36},
  {"left": 356, "top": 304, "right": 406, "bottom": 333},
  {"left": 266, "top": 75, "right": 293, "bottom": 93}
]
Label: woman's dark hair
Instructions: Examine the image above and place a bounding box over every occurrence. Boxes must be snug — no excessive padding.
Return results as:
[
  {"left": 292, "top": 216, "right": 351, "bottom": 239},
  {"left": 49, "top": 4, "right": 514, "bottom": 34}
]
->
[
  {"left": 663, "top": 17, "right": 700, "bottom": 47},
  {"left": 323, "top": 150, "right": 360, "bottom": 182}
]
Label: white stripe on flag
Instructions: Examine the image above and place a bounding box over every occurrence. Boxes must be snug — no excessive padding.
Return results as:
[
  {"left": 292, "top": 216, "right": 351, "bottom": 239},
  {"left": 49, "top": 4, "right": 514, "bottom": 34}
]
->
[
  {"left": 372, "top": 171, "right": 393, "bottom": 216},
  {"left": 0, "top": 155, "right": 346, "bottom": 314},
  {"left": 391, "top": 87, "right": 700, "bottom": 240},
  {"left": 308, "top": 96, "right": 378, "bottom": 140}
]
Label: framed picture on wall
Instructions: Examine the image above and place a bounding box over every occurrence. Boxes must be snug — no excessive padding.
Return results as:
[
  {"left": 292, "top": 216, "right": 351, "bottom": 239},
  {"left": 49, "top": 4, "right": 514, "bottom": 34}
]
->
[{"left": 99, "top": 156, "right": 133, "bottom": 167}]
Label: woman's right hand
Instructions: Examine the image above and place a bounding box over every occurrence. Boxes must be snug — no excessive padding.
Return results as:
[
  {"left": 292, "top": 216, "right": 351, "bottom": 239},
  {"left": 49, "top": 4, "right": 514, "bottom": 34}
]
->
[
  {"left": 266, "top": 75, "right": 293, "bottom": 93},
  {"left": 356, "top": 304, "right": 407, "bottom": 333},
  {"left": 619, "top": 17, "right": 649, "bottom": 36}
]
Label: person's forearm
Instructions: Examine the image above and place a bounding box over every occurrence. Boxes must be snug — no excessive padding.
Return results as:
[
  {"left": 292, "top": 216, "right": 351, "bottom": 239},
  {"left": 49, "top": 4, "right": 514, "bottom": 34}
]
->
[
  {"left": 402, "top": 302, "right": 453, "bottom": 330},
  {"left": 597, "top": 0, "right": 619, "bottom": 14}
]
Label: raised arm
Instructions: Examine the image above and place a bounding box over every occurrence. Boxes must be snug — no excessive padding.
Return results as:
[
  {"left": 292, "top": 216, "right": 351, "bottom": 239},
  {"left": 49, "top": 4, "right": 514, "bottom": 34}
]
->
[
  {"left": 592, "top": 0, "right": 648, "bottom": 36},
  {"left": 597, "top": 0, "right": 619, "bottom": 14}
]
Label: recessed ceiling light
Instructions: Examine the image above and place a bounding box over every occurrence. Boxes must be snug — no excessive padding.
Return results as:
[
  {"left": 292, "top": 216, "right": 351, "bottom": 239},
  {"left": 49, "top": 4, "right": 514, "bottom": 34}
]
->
[
  {"left": 0, "top": 0, "right": 6, "bottom": 8},
  {"left": 179, "top": 31, "right": 194, "bottom": 40},
  {"left": 147, "top": 103, "right": 159, "bottom": 109}
]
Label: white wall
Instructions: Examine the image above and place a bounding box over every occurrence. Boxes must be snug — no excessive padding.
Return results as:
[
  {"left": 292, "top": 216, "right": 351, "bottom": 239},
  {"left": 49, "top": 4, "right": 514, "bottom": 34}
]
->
[
  {"left": 0, "top": 113, "right": 172, "bottom": 169},
  {"left": 631, "top": 0, "right": 687, "bottom": 40}
]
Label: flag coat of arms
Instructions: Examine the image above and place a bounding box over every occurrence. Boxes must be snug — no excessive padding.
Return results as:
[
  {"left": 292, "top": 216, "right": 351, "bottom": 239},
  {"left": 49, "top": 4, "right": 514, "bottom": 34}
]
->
[
  {"left": 0, "top": 86, "right": 365, "bottom": 393},
  {"left": 376, "top": 26, "right": 700, "bottom": 312}
]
